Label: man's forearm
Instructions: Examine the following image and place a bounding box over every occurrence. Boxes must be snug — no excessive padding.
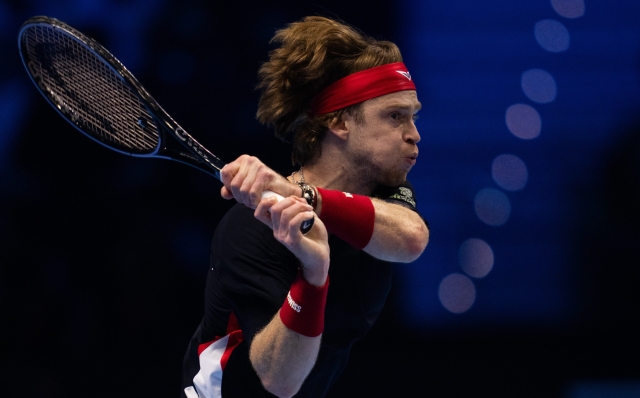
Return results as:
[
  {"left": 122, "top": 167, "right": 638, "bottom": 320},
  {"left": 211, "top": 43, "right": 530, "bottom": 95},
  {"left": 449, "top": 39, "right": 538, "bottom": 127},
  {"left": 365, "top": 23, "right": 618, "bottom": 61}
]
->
[
  {"left": 314, "top": 188, "right": 429, "bottom": 261},
  {"left": 249, "top": 311, "right": 321, "bottom": 398},
  {"left": 363, "top": 198, "right": 429, "bottom": 263}
]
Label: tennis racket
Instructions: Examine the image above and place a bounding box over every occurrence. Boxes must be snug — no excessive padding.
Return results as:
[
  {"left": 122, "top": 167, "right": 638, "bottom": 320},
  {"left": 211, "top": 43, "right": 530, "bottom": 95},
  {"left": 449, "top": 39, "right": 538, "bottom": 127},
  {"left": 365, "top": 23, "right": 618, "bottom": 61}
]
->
[{"left": 18, "top": 16, "right": 313, "bottom": 233}]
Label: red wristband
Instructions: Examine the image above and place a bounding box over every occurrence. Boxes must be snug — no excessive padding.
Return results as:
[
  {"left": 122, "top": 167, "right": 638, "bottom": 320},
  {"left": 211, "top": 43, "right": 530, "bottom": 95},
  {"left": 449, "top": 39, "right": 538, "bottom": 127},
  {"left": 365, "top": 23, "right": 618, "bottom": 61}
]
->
[
  {"left": 279, "top": 272, "right": 329, "bottom": 337},
  {"left": 317, "top": 188, "right": 375, "bottom": 250}
]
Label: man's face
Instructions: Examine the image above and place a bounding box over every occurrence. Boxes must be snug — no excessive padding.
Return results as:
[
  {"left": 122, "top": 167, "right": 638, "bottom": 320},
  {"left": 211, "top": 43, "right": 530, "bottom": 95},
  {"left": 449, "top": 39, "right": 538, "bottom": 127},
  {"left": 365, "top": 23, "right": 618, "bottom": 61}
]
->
[{"left": 345, "top": 90, "right": 421, "bottom": 187}]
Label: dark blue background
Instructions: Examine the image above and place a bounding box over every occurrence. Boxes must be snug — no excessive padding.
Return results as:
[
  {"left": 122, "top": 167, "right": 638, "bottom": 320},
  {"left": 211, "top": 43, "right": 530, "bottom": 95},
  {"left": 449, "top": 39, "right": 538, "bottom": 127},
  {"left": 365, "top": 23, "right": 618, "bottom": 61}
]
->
[
  {"left": 1, "top": 0, "right": 639, "bottom": 396},
  {"left": 398, "top": 0, "right": 640, "bottom": 329}
]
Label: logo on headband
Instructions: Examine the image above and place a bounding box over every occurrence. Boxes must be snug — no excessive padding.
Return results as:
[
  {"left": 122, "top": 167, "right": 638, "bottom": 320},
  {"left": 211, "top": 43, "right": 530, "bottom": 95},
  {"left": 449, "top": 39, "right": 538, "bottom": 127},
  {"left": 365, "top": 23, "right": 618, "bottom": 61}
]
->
[{"left": 396, "top": 71, "right": 412, "bottom": 81}]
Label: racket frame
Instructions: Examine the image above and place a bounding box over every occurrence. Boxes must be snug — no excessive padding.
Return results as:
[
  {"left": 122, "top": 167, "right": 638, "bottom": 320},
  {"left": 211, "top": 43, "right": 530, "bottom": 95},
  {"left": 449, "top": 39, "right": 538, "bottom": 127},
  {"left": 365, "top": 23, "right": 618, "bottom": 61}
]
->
[
  {"left": 18, "top": 16, "right": 224, "bottom": 179},
  {"left": 18, "top": 16, "right": 314, "bottom": 233}
]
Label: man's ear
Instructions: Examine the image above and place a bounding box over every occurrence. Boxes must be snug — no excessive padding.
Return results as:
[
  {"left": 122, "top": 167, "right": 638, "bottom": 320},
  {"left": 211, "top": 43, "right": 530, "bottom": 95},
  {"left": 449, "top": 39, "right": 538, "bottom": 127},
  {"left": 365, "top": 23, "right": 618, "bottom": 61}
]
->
[{"left": 327, "top": 114, "right": 351, "bottom": 141}]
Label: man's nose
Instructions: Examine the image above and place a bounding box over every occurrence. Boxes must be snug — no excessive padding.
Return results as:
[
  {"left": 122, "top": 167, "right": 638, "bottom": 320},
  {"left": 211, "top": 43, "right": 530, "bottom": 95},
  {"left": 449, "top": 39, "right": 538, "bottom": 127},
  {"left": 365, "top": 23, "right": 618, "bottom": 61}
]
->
[{"left": 405, "top": 122, "right": 421, "bottom": 144}]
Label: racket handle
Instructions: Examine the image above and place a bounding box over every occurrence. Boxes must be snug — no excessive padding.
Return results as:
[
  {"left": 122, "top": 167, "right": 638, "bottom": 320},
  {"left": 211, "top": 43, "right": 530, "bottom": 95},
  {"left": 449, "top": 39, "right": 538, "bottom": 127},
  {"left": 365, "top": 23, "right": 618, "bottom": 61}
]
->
[{"left": 261, "top": 191, "right": 315, "bottom": 234}]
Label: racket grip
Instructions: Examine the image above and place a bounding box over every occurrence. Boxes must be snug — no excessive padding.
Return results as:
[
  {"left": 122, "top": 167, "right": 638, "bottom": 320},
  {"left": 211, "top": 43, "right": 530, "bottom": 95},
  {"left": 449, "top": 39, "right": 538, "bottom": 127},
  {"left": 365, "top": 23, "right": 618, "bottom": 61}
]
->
[{"left": 261, "top": 191, "right": 315, "bottom": 234}]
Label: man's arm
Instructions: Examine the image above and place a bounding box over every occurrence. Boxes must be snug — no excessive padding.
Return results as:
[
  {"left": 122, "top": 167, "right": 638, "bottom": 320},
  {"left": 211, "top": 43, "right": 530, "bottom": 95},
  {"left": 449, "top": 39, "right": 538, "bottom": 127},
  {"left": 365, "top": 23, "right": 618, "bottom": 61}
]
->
[
  {"left": 366, "top": 198, "right": 429, "bottom": 263},
  {"left": 249, "top": 311, "right": 321, "bottom": 398},
  {"left": 247, "top": 195, "right": 330, "bottom": 397},
  {"left": 220, "top": 156, "right": 429, "bottom": 263}
]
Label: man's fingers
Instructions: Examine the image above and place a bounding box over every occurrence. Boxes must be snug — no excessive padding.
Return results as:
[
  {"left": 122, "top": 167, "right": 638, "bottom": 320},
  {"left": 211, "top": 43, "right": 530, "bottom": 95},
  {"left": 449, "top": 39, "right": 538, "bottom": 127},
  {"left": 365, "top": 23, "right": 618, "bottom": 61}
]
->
[
  {"left": 254, "top": 194, "right": 278, "bottom": 226},
  {"left": 271, "top": 197, "right": 313, "bottom": 237},
  {"left": 221, "top": 156, "right": 282, "bottom": 208},
  {"left": 250, "top": 168, "right": 275, "bottom": 208},
  {"left": 228, "top": 165, "right": 250, "bottom": 204},
  {"left": 220, "top": 186, "right": 234, "bottom": 200},
  {"left": 219, "top": 162, "right": 239, "bottom": 186},
  {"left": 240, "top": 166, "right": 260, "bottom": 207}
]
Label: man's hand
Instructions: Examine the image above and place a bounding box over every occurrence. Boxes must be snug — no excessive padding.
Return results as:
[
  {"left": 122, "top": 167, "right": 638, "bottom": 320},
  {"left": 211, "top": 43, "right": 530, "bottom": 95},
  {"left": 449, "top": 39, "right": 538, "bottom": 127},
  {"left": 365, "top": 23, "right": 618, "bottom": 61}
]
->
[
  {"left": 255, "top": 195, "right": 329, "bottom": 286},
  {"left": 220, "top": 155, "right": 301, "bottom": 209}
]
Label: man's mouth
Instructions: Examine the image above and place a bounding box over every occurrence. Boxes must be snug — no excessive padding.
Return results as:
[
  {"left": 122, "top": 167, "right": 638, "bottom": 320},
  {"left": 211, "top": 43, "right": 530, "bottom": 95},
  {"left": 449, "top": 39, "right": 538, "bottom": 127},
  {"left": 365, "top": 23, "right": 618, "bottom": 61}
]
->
[{"left": 406, "top": 154, "right": 418, "bottom": 166}]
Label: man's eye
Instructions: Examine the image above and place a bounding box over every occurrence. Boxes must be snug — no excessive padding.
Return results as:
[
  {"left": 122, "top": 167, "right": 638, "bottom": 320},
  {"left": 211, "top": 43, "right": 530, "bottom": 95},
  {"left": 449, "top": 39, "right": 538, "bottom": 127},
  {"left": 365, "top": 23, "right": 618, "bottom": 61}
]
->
[
  {"left": 413, "top": 114, "right": 420, "bottom": 121},
  {"left": 390, "top": 112, "right": 400, "bottom": 120}
]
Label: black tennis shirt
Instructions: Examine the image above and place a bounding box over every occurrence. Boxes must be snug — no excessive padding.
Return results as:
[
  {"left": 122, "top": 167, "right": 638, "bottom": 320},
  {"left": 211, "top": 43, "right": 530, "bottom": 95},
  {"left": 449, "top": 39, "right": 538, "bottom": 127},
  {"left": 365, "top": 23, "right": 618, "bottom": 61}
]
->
[{"left": 182, "top": 182, "right": 421, "bottom": 397}]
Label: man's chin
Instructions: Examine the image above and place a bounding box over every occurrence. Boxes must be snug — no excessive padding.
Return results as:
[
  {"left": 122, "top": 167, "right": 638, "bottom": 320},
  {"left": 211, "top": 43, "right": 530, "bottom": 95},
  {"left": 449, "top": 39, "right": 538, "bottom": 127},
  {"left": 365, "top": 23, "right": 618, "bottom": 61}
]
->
[{"left": 379, "top": 171, "right": 408, "bottom": 187}]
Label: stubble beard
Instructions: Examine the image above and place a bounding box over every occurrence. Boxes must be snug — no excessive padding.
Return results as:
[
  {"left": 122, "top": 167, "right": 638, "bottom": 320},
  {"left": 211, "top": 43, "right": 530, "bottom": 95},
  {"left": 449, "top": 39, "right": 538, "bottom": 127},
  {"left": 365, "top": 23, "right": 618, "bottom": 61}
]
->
[{"left": 350, "top": 149, "right": 408, "bottom": 190}]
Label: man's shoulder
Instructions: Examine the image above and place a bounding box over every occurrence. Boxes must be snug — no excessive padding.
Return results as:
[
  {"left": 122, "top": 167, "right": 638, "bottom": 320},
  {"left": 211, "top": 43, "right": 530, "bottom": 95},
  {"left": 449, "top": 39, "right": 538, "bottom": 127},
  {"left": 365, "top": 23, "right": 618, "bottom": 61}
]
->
[{"left": 371, "top": 179, "right": 418, "bottom": 209}]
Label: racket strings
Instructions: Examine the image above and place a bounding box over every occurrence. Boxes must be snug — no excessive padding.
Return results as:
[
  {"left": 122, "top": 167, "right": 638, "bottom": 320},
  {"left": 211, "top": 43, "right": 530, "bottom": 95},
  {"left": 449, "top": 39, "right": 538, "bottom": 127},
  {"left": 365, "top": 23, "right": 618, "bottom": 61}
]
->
[{"left": 23, "top": 25, "right": 159, "bottom": 153}]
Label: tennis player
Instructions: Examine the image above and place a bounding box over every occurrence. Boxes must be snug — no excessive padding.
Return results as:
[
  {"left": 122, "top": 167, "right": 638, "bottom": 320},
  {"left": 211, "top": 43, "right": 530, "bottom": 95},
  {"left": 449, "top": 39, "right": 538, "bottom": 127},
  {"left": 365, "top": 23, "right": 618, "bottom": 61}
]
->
[{"left": 182, "top": 16, "right": 429, "bottom": 398}]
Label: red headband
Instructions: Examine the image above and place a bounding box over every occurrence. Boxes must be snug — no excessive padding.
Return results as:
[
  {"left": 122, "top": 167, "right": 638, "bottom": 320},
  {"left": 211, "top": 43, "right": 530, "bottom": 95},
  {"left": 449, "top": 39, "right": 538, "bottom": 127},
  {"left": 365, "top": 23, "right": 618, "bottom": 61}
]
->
[{"left": 309, "top": 62, "right": 416, "bottom": 116}]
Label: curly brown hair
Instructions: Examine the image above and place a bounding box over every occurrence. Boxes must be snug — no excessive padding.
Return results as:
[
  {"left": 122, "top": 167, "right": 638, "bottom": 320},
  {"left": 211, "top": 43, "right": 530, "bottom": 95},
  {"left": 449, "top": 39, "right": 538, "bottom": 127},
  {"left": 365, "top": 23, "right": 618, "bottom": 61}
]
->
[{"left": 256, "top": 16, "right": 403, "bottom": 166}]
